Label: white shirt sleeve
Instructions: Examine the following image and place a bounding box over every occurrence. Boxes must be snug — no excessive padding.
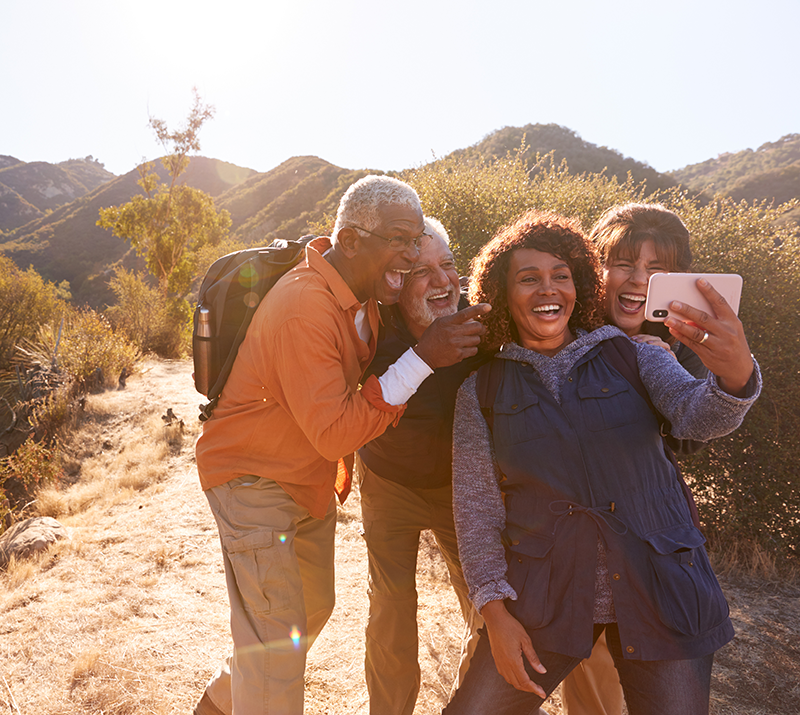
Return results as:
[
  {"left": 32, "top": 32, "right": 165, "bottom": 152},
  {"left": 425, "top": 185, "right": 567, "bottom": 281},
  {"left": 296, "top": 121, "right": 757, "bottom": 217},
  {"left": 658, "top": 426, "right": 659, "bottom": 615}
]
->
[{"left": 377, "top": 347, "right": 434, "bottom": 406}]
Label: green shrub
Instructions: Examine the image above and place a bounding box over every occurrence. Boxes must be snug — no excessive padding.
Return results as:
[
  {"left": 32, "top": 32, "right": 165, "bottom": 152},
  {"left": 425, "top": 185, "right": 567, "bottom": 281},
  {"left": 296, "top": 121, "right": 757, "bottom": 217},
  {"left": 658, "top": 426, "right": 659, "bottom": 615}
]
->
[
  {"left": 664, "top": 194, "right": 800, "bottom": 560},
  {"left": 404, "top": 150, "right": 653, "bottom": 274},
  {"left": 12, "top": 307, "right": 140, "bottom": 392},
  {"left": 0, "top": 437, "right": 63, "bottom": 527},
  {"left": 0, "top": 254, "right": 68, "bottom": 371},
  {"left": 405, "top": 149, "right": 800, "bottom": 566},
  {"left": 403, "top": 148, "right": 536, "bottom": 272},
  {"left": 106, "top": 268, "right": 188, "bottom": 358},
  {"left": 55, "top": 308, "right": 140, "bottom": 389}
]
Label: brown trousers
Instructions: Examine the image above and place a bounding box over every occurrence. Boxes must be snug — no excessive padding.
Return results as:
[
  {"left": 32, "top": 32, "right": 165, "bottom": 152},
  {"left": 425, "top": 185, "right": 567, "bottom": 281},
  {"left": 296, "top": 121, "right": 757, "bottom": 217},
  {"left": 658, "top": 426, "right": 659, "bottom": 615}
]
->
[
  {"left": 357, "top": 459, "right": 483, "bottom": 715},
  {"left": 561, "top": 630, "right": 624, "bottom": 715}
]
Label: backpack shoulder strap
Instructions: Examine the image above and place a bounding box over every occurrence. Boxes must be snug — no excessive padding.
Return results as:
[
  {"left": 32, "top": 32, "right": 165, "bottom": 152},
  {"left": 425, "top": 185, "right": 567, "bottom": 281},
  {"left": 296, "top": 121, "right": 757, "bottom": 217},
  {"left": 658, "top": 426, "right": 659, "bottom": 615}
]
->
[
  {"left": 599, "top": 336, "right": 702, "bottom": 528},
  {"left": 476, "top": 359, "right": 504, "bottom": 433},
  {"left": 599, "top": 336, "right": 655, "bottom": 413}
]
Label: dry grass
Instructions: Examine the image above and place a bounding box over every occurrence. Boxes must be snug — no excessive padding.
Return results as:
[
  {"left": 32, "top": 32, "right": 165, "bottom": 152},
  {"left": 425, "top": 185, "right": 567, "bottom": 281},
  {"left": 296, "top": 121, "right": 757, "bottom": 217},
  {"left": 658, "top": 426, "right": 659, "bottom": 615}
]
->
[
  {"left": 35, "top": 393, "right": 188, "bottom": 521},
  {"left": 1, "top": 357, "right": 798, "bottom": 714},
  {"left": 710, "top": 536, "right": 798, "bottom": 584}
]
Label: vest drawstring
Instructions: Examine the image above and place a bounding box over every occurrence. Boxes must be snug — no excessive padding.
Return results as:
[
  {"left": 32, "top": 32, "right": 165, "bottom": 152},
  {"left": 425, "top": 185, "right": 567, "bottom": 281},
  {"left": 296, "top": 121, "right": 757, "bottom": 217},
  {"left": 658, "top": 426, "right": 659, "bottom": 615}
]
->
[{"left": 549, "top": 500, "right": 629, "bottom": 544}]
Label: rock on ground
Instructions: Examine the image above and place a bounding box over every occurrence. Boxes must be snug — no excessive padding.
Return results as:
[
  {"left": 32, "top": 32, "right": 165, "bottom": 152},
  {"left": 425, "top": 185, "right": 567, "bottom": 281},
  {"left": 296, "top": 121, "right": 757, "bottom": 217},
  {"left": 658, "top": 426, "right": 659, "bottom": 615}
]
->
[{"left": 0, "top": 516, "right": 68, "bottom": 567}]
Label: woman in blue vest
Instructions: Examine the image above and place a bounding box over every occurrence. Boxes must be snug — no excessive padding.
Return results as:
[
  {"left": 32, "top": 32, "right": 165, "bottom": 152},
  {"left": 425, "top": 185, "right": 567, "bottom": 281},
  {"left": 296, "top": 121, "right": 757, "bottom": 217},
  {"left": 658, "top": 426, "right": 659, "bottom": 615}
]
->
[
  {"left": 444, "top": 210, "right": 760, "bottom": 715},
  {"left": 561, "top": 202, "right": 711, "bottom": 715}
]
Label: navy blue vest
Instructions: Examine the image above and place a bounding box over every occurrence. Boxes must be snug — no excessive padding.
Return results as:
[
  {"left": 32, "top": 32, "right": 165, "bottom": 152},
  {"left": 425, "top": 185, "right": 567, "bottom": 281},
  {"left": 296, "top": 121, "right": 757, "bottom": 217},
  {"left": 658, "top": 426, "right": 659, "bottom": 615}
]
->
[{"left": 483, "top": 343, "right": 733, "bottom": 660}]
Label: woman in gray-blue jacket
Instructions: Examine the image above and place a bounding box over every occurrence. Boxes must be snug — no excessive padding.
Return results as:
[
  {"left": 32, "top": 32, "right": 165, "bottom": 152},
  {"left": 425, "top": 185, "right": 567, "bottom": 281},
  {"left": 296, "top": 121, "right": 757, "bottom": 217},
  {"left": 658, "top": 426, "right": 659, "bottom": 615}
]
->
[{"left": 445, "top": 210, "right": 760, "bottom": 715}]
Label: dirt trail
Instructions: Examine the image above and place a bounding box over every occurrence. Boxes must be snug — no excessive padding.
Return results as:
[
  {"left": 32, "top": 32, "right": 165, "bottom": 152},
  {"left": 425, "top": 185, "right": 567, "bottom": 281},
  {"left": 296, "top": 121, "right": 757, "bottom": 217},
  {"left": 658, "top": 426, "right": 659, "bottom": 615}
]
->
[{"left": 1, "top": 358, "right": 798, "bottom": 714}]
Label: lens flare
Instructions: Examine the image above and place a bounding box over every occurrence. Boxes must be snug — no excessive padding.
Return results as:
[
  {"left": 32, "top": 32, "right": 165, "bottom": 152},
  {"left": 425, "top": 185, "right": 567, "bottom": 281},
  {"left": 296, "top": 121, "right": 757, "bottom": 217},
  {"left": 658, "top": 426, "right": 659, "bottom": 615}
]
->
[
  {"left": 238, "top": 263, "right": 258, "bottom": 288},
  {"left": 242, "top": 291, "right": 260, "bottom": 309},
  {"left": 290, "top": 625, "right": 301, "bottom": 649},
  {"left": 278, "top": 533, "right": 287, "bottom": 543}
]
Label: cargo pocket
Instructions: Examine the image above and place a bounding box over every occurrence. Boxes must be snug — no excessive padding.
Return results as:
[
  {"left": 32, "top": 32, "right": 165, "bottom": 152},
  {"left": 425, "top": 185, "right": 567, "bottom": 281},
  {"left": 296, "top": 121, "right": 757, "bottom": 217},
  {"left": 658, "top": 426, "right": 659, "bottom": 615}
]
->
[
  {"left": 224, "top": 530, "right": 300, "bottom": 616},
  {"left": 505, "top": 531, "right": 556, "bottom": 629},
  {"left": 644, "top": 524, "right": 729, "bottom": 636},
  {"left": 493, "top": 393, "right": 549, "bottom": 445}
]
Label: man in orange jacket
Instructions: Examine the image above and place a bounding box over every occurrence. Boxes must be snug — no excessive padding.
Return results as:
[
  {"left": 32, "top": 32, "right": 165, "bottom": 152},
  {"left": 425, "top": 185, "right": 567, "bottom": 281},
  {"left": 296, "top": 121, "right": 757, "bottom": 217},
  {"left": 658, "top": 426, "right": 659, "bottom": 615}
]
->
[{"left": 193, "top": 175, "right": 490, "bottom": 715}]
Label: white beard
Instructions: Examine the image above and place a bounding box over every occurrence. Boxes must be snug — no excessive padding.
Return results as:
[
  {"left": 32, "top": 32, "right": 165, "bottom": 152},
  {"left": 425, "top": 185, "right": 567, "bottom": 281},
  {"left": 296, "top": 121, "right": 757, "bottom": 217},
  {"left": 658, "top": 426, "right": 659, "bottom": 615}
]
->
[{"left": 402, "top": 287, "right": 459, "bottom": 329}]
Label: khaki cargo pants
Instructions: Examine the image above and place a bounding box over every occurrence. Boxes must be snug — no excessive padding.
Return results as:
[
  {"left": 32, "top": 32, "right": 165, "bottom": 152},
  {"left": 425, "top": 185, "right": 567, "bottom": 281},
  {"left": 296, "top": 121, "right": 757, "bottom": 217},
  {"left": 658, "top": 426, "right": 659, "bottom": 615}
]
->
[{"left": 203, "top": 476, "right": 336, "bottom": 715}]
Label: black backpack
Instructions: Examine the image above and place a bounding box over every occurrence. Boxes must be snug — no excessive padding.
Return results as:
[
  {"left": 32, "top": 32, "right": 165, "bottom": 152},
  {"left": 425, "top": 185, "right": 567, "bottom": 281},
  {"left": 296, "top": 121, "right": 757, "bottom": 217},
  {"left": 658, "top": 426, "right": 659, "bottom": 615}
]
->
[{"left": 192, "top": 235, "right": 315, "bottom": 421}]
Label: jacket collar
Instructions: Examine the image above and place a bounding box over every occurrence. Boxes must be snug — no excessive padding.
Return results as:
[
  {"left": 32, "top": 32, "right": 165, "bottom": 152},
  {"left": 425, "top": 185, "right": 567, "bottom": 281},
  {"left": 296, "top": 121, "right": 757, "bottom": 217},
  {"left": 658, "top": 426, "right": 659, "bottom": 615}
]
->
[
  {"left": 306, "top": 236, "right": 363, "bottom": 312},
  {"left": 498, "top": 325, "right": 626, "bottom": 364}
]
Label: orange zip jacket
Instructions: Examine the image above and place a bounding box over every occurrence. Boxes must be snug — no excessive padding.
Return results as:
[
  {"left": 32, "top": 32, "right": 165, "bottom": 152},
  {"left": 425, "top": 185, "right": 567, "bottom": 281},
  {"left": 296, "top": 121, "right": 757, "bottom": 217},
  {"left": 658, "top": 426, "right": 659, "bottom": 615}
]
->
[{"left": 196, "top": 237, "right": 405, "bottom": 518}]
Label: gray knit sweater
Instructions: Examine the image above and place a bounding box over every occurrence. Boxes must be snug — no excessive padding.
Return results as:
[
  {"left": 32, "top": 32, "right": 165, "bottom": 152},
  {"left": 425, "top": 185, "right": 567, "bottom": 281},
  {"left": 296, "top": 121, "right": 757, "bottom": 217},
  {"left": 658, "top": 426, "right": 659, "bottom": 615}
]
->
[{"left": 452, "top": 325, "right": 762, "bottom": 614}]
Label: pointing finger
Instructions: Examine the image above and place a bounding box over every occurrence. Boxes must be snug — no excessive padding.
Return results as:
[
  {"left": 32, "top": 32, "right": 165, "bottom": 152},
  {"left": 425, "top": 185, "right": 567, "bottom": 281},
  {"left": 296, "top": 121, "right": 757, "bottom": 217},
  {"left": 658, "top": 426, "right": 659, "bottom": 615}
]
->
[{"left": 450, "top": 303, "right": 491, "bottom": 324}]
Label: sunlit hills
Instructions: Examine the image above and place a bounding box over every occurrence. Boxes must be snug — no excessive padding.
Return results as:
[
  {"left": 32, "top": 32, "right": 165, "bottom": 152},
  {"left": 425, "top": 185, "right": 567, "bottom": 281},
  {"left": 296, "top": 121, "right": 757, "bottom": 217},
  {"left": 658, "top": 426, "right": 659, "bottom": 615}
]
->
[
  {"left": 462, "top": 123, "right": 680, "bottom": 193},
  {"left": 1, "top": 124, "right": 798, "bottom": 307},
  {"left": 0, "top": 157, "right": 258, "bottom": 305},
  {"left": 670, "top": 133, "right": 800, "bottom": 224},
  {"left": 0, "top": 154, "right": 369, "bottom": 306},
  {"left": 215, "top": 155, "right": 372, "bottom": 242},
  {"left": 0, "top": 155, "right": 114, "bottom": 231}
]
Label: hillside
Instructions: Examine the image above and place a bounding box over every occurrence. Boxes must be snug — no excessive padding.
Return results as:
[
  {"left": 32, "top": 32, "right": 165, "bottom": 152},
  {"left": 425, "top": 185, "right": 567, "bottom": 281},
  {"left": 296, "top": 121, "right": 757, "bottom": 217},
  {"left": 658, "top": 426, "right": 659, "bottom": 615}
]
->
[
  {"left": 459, "top": 123, "right": 680, "bottom": 193},
  {"left": 0, "top": 125, "right": 684, "bottom": 308},
  {"left": 670, "top": 134, "right": 800, "bottom": 195},
  {"left": 0, "top": 157, "right": 257, "bottom": 305},
  {"left": 3, "top": 124, "right": 800, "bottom": 308},
  {"left": 1, "top": 358, "right": 798, "bottom": 713},
  {"left": 671, "top": 136, "right": 798, "bottom": 200},
  {"left": 0, "top": 154, "right": 365, "bottom": 306},
  {"left": 669, "top": 134, "right": 800, "bottom": 226},
  {"left": 218, "top": 155, "right": 374, "bottom": 243},
  {"left": 0, "top": 156, "right": 115, "bottom": 231}
]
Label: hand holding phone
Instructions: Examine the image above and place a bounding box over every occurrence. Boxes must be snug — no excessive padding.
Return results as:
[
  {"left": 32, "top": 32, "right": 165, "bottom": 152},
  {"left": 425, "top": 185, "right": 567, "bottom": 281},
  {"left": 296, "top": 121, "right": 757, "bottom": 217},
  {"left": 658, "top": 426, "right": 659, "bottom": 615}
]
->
[
  {"left": 652, "top": 275, "right": 754, "bottom": 397},
  {"left": 645, "top": 273, "right": 742, "bottom": 322}
]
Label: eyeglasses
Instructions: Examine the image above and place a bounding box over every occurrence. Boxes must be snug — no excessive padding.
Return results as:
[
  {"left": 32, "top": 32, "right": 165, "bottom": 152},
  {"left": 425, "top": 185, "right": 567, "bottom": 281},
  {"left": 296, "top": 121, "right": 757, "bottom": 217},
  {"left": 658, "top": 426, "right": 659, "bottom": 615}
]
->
[{"left": 350, "top": 225, "right": 432, "bottom": 251}]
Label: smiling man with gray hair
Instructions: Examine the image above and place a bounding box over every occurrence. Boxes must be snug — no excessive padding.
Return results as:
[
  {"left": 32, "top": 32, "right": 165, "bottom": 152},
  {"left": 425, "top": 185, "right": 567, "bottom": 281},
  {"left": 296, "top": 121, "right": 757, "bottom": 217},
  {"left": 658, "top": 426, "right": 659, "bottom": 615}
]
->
[{"left": 356, "top": 217, "right": 491, "bottom": 715}]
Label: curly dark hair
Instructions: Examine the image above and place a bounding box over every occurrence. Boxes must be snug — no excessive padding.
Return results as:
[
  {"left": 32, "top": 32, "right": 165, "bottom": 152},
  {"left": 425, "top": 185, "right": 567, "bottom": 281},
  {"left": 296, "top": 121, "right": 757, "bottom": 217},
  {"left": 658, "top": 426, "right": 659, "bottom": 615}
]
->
[{"left": 468, "top": 209, "right": 605, "bottom": 350}]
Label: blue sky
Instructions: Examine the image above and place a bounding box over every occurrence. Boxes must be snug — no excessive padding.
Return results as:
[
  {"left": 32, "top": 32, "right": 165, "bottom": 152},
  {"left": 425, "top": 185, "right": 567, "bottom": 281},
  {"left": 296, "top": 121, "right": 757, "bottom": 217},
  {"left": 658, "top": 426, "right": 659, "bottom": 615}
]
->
[{"left": 2, "top": 0, "right": 798, "bottom": 177}]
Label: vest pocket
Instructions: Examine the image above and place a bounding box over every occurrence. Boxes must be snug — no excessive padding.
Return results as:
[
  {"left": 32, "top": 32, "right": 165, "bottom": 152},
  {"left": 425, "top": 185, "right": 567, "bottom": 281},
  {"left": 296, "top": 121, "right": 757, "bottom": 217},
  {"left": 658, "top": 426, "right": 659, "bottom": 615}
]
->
[
  {"left": 644, "top": 524, "right": 729, "bottom": 636},
  {"left": 577, "top": 382, "right": 638, "bottom": 431},
  {"left": 493, "top": 393, "right": 549, "bottom": 444},
  {"left": 505, "top": 532, "right": 556, "bottom": 629}
]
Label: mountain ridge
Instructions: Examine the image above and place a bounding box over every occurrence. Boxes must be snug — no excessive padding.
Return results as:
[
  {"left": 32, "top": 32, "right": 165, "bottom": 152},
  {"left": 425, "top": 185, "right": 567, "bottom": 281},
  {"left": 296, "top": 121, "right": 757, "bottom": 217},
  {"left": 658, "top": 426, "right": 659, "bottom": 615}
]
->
[
  {"left": 2, "top": 123, "right": 798, "bottom": 306},
  {"left": 0, "top": 156, "right": 115, "bottom": 231}
]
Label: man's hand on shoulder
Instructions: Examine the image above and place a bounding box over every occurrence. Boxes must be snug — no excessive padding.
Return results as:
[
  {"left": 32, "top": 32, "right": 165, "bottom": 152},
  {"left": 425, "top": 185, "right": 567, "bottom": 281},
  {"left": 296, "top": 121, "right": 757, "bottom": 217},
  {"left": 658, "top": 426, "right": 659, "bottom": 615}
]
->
[{"left": 413, "top": 303, "right": 491, "bottom": 369}]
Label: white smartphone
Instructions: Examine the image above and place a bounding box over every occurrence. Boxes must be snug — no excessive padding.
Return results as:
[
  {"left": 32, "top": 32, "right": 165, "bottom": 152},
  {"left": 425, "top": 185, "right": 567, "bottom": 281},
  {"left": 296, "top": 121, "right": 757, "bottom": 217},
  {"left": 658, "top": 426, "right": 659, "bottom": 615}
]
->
[{"left": 645, "top": 273, "right": 743, "bottom": 321}]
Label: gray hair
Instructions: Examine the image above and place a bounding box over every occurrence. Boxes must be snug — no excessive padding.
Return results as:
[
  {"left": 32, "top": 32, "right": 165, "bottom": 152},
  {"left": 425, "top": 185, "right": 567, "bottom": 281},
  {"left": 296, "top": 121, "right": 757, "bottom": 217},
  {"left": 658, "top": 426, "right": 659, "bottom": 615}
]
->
[
  {"left": 333, "top": 175, "right": 421, "bottom": 240},
  {"left": 424, "top": 216, "right": 449, "bottom": 245}
]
